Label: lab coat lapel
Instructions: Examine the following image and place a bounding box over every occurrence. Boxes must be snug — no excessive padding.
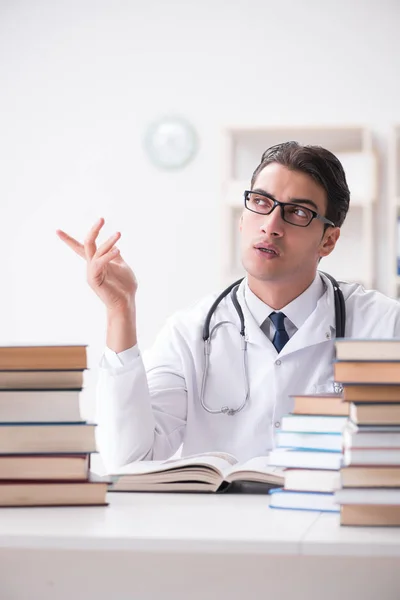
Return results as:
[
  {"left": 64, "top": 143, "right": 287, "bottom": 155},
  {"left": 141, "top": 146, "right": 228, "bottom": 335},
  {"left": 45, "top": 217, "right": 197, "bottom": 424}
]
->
[
  {"left": 279, "top": 287, "right": 336, "bottom": 357},
  {"left": 235, "top": 275, "right": 337, "bottom": 356},
  {"left": 235, "top": 280, "right": 277, "bottom": 350}
]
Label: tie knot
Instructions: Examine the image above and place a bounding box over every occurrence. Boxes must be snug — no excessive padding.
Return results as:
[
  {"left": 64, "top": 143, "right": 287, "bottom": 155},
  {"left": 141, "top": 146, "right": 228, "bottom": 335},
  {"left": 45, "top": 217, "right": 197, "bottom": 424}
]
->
[{"left": 269, "top": 311, "right": 286, "bottom": 331}]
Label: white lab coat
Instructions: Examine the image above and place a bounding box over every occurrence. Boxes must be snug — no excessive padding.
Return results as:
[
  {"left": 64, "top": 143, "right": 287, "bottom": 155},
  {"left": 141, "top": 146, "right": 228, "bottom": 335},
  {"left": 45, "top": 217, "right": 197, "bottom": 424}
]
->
[{"left": 96, "top": 274, "right": 400, "bottom": 471}]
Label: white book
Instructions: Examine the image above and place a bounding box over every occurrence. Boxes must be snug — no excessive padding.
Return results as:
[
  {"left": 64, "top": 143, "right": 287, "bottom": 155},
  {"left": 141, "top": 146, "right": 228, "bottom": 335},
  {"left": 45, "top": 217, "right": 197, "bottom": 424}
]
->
[
  {"left": 280, "top": 415, "right": 348, "bottom": 433},
  {"left": 335, "top": 488, "right": 400, "bottom": 505},
  {"left": 268, "top": 448, "right": 343, "bottom": 470},
  {"left": 284, "top": 469, "right": 341, "bottom": 493},
  {"left": 344, "top": 447, "right": 400, "bottom": 466},
  {"left": 0, "top": 423, "right": 96, "bottom": 454},
  {"left": 335, "top": 339, "right": 400, "bottom": 361},
  {"left": 343, "top": 423, "right": 400, "bottom": 449},
  {"left": 277, "top": 431, "right": 342, "bottom": 452},
  {"left": 0, "top": 390, "right": 82, "bottom": 423}
]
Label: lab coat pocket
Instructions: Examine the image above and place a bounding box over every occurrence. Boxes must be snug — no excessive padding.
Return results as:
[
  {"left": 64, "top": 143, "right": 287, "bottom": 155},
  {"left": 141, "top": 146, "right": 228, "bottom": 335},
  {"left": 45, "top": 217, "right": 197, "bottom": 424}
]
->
[{"left": 313, "top": 381, "right": 336, "bottom": 394}]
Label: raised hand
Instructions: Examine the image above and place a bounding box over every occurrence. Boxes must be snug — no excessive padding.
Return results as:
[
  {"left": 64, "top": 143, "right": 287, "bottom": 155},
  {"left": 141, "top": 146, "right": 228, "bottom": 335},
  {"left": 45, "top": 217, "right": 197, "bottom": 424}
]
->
[{"left": 56, "top": 218, "right": 138, "bottom": 315}]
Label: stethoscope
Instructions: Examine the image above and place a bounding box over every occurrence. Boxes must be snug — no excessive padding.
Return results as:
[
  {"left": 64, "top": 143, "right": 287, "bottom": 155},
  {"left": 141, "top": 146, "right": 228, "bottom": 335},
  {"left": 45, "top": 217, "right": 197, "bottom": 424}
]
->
[{"left": 200, "top": 272, "right": 346, "bottom": 416}]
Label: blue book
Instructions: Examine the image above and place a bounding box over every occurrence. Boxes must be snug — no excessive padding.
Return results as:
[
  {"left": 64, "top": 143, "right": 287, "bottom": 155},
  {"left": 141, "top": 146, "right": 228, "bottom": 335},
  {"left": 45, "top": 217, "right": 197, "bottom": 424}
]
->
[
  {"left": 268, "top": 448, "right": 343, "bottom": 470},
  {"left": 269, "top": 489, "right": 339, "bottom": 513},
  {"left": 276, "top": 430, "right": 342, "bottom": 452},
  {"left": 280, "top": 414, "right": 348, "bottom": 434}
]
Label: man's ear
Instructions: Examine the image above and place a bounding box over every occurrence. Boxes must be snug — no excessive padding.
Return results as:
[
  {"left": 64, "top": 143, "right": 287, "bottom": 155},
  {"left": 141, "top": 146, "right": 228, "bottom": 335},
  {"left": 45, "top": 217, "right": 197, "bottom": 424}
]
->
[
  {"left": 239, "top": 213, "right": 243, "bottom": 232},
  {"left": 319, "top": 227, "right": 340, "bottom": 258}
]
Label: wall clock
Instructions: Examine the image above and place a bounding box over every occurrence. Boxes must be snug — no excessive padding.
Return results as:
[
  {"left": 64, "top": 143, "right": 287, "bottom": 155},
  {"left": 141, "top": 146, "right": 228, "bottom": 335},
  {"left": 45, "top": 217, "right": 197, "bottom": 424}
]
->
[{"left": 144, "top": 116, "right": 198, "bottom": 169}]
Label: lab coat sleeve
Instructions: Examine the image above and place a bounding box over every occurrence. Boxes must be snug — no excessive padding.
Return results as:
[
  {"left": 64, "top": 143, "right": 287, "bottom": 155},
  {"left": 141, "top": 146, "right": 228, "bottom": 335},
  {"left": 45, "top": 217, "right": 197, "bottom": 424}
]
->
[
  {"left": 394, "top": 309, "right": 400, "bottom": 337},
  {"left": 103, "top": 344, "right": 140, "bottom": 367},
  {"left": 96, "top": 318, "right": 188, "bottom": 472}
]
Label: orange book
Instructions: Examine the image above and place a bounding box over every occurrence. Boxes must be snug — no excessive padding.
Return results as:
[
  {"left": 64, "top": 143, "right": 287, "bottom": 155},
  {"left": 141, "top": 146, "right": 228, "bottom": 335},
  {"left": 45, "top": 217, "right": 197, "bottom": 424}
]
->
[
  {"left": 0, "top": 345, "right": 87, "bottom": 371},
  {"left": 342, "top": 384, "right": 400, "bottom": 403},
  {"left": 0, "top": 454, "right": 90, "bottom": 481},
  {"left": 335, "top": 361, "right": 400, "bottom": 384},
  {"left": 349, "top": 403, "right": 400, "bottom": 426},
  {"left": 0, "top": 476, "right": 107, "bottom": 507},
  {"left": 341, "top": 504, "right": 400, "bottom": 526},
  {"left": 0, "top": 370, "right": 84, "bottom": 390},
  {"left": 341, "top": 466, "right": 400, "bottom": 488},
  {"left": 291, "top": 394, "right": 349, "bottom": 416}
]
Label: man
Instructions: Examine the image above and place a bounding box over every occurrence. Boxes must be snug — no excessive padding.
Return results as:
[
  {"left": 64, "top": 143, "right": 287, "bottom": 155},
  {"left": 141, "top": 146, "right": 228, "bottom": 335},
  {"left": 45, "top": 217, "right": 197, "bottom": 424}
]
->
[{"left": 57, "top": 141, "right": 400, "bottom": 471}]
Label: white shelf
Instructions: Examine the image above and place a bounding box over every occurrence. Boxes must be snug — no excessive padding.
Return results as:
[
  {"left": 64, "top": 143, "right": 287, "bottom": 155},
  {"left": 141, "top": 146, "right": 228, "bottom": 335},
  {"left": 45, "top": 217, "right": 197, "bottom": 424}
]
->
[
  {"left": 224, "top": 180, "right": 247, "bottom": 206},
  {"left": 388, "top": 126, "right": 400, "bottom": 298},
  {"left": 335, "top": 151, "right": 377, "bottom": 205},
  {"left": 226, "top": 126, "right": 372, "bottom": 180},
  {"left": 395, "top": 131, "right": 400, "bottom": 199},
  {"left": 224, "top": 154, "right": 378, "bottom": 207},
  {"left": 320, "top": 205, "right": 372, "bottom": 288}
]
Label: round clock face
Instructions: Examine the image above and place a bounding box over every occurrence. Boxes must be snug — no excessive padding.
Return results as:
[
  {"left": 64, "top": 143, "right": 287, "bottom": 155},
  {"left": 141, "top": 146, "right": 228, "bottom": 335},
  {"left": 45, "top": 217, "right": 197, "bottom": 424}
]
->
[{"left": 144, "top": 117, "right": 198, "bottom": 169}]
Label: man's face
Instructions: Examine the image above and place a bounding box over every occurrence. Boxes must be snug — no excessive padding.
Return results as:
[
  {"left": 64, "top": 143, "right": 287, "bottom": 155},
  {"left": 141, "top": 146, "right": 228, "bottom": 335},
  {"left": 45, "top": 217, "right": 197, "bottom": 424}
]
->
[{"left": 240, "top": 162, "right": 340, "bottom": 285}]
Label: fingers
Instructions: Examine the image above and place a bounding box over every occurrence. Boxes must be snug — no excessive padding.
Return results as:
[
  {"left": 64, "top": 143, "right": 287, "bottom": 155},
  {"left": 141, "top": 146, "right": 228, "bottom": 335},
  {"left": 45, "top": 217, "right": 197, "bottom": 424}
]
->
[
  {"left": 57, "top": 219, "right": 121, "bottom": 264},
  {"left": 56, "top": 229, "right": 86, "bottom": 259},
  {"left": 90, "top": 246, "right": 121, "bottom": 279},
  {"left": 95, "top": 231, "right": 121, "bottom": 259},
  {"left": 84, "top": 218, "right": 105, "bottom": 261}
]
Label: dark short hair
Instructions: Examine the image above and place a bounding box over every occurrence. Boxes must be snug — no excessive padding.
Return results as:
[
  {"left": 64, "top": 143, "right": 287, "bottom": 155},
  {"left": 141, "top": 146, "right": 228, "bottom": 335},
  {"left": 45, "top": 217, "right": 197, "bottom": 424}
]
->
[{"left": 251, "top": 141, "right": 350, "bottom": 228}]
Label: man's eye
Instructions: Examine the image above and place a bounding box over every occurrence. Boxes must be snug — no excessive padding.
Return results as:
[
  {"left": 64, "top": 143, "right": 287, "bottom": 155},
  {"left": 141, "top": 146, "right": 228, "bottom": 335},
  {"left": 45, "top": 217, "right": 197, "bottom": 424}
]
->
[
  {"left": 294, "top": 208, "right": 308, "bottom": 217},
  {"left": 287, "top": 205, "right": 308, "bottom": 218}
]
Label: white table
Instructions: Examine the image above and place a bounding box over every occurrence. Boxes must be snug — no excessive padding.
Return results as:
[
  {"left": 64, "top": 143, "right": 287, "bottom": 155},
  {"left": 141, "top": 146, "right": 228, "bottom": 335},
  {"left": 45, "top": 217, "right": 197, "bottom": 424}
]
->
[{"left": 0, "top": 493, "right": 399, "bottom": 600}]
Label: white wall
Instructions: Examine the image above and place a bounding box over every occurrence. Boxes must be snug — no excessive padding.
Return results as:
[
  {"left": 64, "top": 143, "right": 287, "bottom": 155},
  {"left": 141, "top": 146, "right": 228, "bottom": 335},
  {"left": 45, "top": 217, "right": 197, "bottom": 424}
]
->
[{"left": 0, "top": 0, "right": 399, "bottom": 428}]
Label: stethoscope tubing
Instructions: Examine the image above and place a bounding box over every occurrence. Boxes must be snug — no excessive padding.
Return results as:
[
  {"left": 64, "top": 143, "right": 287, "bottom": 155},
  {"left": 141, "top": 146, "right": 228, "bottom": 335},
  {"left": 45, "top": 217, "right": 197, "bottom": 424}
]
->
[{"left": 200, "top": 272, "right": 345, "bottom": 416}]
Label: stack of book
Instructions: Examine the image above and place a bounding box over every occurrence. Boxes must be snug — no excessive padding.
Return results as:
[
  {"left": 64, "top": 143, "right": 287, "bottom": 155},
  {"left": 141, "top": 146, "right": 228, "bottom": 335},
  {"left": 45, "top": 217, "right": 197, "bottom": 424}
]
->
[
  {"left": 333, "top": 338, "right": 400, "bottom": 526},
  {"left": 0, "top": 345, "right": 107, "bottom": 506},
  {"left": 267, "top": 393, "right": 349, "bottom": 512}
]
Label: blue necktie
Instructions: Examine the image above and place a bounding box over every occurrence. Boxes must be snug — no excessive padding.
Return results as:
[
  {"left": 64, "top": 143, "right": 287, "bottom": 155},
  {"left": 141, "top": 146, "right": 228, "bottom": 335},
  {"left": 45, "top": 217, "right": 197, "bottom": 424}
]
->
[{"left": 269, "top": 312, "right": 289, "bottom": 353}]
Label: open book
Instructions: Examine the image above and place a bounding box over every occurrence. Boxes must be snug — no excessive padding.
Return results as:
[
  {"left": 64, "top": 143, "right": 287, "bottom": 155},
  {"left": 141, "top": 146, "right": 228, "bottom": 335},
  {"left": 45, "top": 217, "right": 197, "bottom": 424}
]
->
[{"left": 109, "top": 452, "right": 285, "bottom": 493}]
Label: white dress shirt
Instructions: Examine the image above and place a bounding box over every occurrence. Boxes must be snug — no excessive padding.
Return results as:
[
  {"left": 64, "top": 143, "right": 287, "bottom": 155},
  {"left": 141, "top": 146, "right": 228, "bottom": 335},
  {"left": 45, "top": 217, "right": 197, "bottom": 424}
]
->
[{"left": 244, "top": 273, "right": 325, "bottom": 342}]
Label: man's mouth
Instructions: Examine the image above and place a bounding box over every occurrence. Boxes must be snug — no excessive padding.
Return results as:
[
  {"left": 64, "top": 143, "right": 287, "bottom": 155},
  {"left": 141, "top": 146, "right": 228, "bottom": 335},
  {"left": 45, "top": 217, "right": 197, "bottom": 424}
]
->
[
  {"left": 258, "top": 248, "right": 277, "bottom": 255},
  {"left": 254, "top": 244, "right": 280, "bottom": 256}
]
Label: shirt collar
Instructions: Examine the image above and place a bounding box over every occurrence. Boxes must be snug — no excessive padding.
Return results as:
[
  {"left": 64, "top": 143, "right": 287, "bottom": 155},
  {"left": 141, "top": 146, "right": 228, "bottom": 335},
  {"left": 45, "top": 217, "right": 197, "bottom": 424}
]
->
[{"left": 244, "top": 273, "right": 325, "bottom": 329}]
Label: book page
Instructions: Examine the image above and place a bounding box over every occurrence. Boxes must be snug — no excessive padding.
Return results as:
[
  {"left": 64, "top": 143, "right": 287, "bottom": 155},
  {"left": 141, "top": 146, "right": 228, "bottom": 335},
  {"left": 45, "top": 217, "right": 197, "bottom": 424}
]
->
[
  {"left": 112, "top": 452, "right": 238, "bottom": 477},
  {"left": 224, "top": 455, "right": 285, "bottom": 483},
  {"left": 164, "top": 451, "right": 237, "bottom": 466}
]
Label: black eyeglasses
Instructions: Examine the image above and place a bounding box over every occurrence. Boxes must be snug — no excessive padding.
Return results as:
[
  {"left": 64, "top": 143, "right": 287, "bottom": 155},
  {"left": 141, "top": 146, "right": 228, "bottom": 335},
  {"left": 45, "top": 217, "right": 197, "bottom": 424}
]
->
[{"left": 244, "top": 190, "right": 335, "bottom": 228}]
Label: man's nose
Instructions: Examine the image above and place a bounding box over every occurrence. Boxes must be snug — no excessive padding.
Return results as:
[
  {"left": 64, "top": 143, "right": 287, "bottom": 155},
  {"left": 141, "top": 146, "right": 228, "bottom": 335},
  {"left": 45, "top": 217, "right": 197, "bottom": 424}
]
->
[{"left": 260, "top": 204, "right": 285, "bottom": 236}]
